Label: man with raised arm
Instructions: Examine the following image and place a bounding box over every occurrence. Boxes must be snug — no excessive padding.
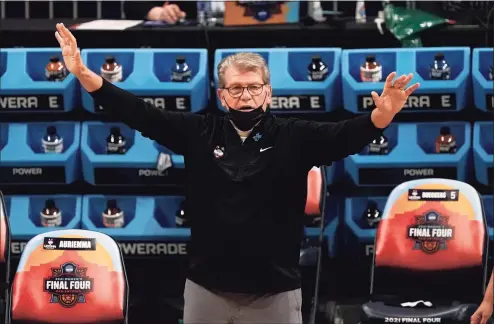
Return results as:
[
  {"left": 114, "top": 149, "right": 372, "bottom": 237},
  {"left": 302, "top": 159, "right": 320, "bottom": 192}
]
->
[{"left": 55, "top": 23, "right": 420, "bottom": 324}]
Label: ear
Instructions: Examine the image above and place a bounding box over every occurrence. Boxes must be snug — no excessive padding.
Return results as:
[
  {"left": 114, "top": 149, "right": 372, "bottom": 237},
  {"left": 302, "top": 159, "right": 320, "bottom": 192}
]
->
[
  {"left": 267, "top": 85, "right": 272, "bottom": 100},
  {"left": 216, "top": 88, "right": 226, "bottom": 107},
  {"left": 264, "top": 85, "right": 272, "bottom": 109}
]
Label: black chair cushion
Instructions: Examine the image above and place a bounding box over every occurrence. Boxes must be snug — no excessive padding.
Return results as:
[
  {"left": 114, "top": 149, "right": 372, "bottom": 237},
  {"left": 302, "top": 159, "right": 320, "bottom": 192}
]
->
[{"left": 361, "top": 301, "right": 478, "bottom": 324}]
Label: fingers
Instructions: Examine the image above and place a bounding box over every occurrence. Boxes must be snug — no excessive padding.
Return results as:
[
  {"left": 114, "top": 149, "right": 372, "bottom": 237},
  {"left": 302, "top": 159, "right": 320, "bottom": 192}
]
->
[
  {"left": 385, "top": 72, "right": 396, "bottom": 88},
  {"left": 56, "top": 23, "right": 77, "bottom": 52},
  {"left": 403, "top": 73, "right": 413, "bottom": 86},
  {"left": 392, "top": 74, "right": 408, "bottom": 89},
  {"left": 481, "top": 315, "right": 489, "bottom": 324},
  {"left": 55, "top": 31, "right": 65, "bottom": 47},
  {"left": 395, "top": 73, "right": 411, "bottom": 89},
  {"left": 161, "top": 9, "right": 176, "bottom": 24},
  {"left": 471, "top": 312, "right": 481, "bottom": 324},
  {"left": 371, "top": 91, "right": 381, "bottom": 105},
  {"left": 62, "top": 23, "right": 78, "bottom": 52},
  {"left": 55, "top": 23, "right": 64, "bottom": 36},
  {"left": 168, "top": 4, "right": 181, "bottom": 16},
  {"left": 161, "top": 10, "right": 176, "bottom": 24},
  {"left": 163, "top": 4, "right": 181, "bottom": 23},
  {"left": 56, "top": 23, "right": 69, "bottom": 43},
  {"left": 405, "top": 82, "right": 420, "bottom": 96},
  {"left": 56, "top": 23, "right": 67, "bottom": 45}
]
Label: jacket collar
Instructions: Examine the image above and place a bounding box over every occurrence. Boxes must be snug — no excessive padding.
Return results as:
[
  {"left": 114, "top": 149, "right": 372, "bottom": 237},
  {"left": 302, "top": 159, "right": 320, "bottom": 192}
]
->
[{"left": 223, "top": 112, "right": 275, "bottom": 146}]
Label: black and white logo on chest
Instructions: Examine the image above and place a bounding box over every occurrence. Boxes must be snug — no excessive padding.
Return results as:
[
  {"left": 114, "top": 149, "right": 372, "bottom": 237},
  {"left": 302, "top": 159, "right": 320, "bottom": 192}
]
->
[{"left": 213, "top": 146, "right": 225, "bottom": 159}]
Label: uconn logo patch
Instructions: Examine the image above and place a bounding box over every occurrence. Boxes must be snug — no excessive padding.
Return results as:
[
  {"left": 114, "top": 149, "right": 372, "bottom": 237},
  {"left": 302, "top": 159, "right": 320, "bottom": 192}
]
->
[{"left": 213, "top": 146, "right": 225, "bottom": 159}]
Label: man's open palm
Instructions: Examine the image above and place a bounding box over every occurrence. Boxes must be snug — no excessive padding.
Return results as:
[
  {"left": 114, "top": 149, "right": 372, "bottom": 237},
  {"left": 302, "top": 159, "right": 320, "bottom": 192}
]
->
[
  {"left": 55, "top": 23, "right": 84, "bottom": 76},
  {"left": 372, "top": 72, "right": 420, "bottom": 115},
  {"left": 370, "top": 72, "right": 420, "bottom": 128}
]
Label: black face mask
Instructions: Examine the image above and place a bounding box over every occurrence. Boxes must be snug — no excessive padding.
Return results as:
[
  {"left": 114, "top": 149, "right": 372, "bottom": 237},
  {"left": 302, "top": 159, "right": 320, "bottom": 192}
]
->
[{"left": 224, "top": 94, "right": 268, "bottom": 132}]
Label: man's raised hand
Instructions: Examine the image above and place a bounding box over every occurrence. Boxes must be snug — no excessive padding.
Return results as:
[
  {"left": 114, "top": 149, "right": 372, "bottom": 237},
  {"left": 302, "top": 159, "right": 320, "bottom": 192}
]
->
[
  {"left": 55, "top": 23, "right": 84, "bottom": 76},
  {"left": 370, "top": 72, "right": 420, "bottom": 129}
]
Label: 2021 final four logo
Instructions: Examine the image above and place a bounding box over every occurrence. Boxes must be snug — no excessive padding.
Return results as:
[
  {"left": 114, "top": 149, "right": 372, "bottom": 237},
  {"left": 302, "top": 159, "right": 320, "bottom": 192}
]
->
[
  {"left": 43, "top": 262, "right": 94, "bottom": 308},
  {"left": 407, "top": 211, "right": 455, "bottom": 254}
]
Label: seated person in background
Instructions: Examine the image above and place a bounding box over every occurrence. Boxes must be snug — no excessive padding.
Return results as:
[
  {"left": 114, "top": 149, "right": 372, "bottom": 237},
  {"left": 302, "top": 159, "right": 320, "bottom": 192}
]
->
[
  {"left": 471, "top": 269, "right": 494, "bottom": 324},
  {"left": 123, "top": 1, "right": 197, "bottom": 23}
]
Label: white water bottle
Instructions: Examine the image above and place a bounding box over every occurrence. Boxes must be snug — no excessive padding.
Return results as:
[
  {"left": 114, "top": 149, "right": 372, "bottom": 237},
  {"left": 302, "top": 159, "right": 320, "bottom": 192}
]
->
[
  {"left": 355, "top": 0, "right": 366, "bottom": 23},
  {"left": 308, "top": 0, "right": 326, "bottom": 23}
]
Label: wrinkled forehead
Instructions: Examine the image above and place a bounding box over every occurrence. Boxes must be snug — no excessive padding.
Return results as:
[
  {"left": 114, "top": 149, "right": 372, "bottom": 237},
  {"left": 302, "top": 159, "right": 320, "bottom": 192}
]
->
[{"left": 223, "top": 65, "right": 265, "bottom": 87}]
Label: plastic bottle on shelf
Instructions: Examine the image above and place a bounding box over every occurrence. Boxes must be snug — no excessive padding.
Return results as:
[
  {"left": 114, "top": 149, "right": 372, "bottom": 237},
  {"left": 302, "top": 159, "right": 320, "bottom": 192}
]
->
[
  {"left": 171, "top": 56, "right": 192, "bottom": 82},
  {"left": 45, "top": 56, "right": 67, "bottom": 82},
  {"left": 102, "top": 199, "right": 125, "bottom": 228},
  {"left": 362, "top": 200, "right": 381, "bottom": 228},
  {"left": 429, "top": 53, "right": 451, "bottom": 80},
  {"left": 42, "top": 125, "right": 64, "bottom": 153},
  {"left": 307, "top": 55, "right": 329, "bottom": 81},
  {"left": 175, "top": 200, "right": 189, "bottom": 227},
  {"left": 367, "top": 135, "right": 388, "bottom": 155},
  {"left": 360, "top": 55, "right": 382, "bottom": 82},
  {"left": 40, "top": 199, "right": 62, "bottom": 227},
  {"left": 355, "top": 0, "right": 366, "bottom": 23},
  {"left": 106, "top": 127, "right": 127, "bottom": 155},
  {"left": 101, "top": 56, "right": 123, "bottom": 83},
  {"left": 435, "top": 126, "right": 456, "bottom": 154}
]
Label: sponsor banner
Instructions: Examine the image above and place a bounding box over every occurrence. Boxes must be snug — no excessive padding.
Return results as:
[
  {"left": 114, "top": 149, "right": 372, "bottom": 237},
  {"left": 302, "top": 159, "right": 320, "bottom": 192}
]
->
[
  {"left": 0, "top": 94, "right": 64, "bottom": 111},
  {"left": 0, "top": 166, "right": 66, "bottom": 184},
  {"left": 358, "top": 93, "right": 456, "bottom": 111},
  {"left": 359, "top": 167, "right": 457, "bottom": 185},
  {"left": 93, "top": 167, "right": 185, "bottom": 185},
  {"left": 269, "top": 95, "right": 325, "bottom": 111}
]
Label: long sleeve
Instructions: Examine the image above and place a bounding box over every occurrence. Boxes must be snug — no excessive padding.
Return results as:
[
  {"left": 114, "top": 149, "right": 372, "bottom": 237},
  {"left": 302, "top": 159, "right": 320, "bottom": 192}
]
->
[
  {"left": 89, "top": 79, "right": 205, "bottom": 156},
  {"left": 293, "top": 113, "right": 384, "bottom": 167}
]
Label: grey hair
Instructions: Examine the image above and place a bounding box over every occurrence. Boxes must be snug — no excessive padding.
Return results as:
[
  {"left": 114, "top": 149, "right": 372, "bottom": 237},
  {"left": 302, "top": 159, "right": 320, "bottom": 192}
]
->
[{"left": 217, "top": 52, "right": 270, "bottom": 88}]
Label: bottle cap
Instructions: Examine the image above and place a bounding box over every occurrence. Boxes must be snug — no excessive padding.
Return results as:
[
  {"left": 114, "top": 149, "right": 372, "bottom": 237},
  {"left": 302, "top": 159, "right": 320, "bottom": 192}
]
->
[
  {"left": 366, "top": 55, "right": 376, "bottom": 63},
  {"left": 47, "top": 125, "right": 57, "bottom": 135},
  {"left": 176, "top": 56, "right": 186, "bottom": 64},
  {"left": 367, "top": 200, "right": 378, "bottom": 209},
  {"left": 311, "top": 55, "right": 321, "bottom": 62},
  {"left": 105, "top": 56, "right": 116, "bottom": 64},
  {"left": 440, "top": 126, "right": 451, "bottom": 135},
  {"left": 50, "top": 56, "right": 60, "bottom": 63},
  {"left": 107, "top": 199, "right": 117, "bottom": 209},
  {"left": 45, "top": 199, "right": 56, "bottom": 209},
  {"left": 434, "top": 53, "right": 445, "bottom": 61},
  {"left": 110, "top": 126, "right": 121, "bottom": 135}
]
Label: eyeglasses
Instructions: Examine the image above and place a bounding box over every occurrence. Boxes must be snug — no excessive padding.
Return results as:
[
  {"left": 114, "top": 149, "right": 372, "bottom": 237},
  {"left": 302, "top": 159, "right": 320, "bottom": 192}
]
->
[{"left": 223, "top": 84, "right": 265, "bottom": 98}]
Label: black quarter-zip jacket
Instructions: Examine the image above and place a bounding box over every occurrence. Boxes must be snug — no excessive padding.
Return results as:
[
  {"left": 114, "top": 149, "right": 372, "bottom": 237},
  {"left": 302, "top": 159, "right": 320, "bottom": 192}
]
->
[{"left": 91, "top": 79, "right": 383, "bottom": 294}]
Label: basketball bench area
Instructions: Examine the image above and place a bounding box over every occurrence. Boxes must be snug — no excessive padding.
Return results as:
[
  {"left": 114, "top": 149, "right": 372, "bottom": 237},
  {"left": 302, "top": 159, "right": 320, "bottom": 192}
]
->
[{"left": 0, "top": 177, "right": 491, "bottom": 324}]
